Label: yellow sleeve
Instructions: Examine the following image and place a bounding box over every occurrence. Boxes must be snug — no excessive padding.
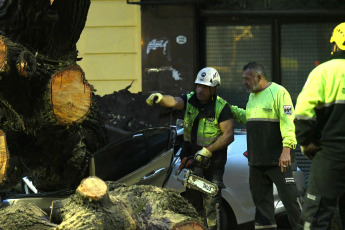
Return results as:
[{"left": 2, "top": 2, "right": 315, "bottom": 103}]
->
[
  {"left": 230, "top": 105, "right": 247, "bottom": 124},
  {"left": 277, "top": 88, "right": 297, "bottom": 149},
  {"left": 294, "top": 66, "right": 325, "bottom": 145},
  {"left": 295, "top": 68, "right": 325, "bottom": 119}
]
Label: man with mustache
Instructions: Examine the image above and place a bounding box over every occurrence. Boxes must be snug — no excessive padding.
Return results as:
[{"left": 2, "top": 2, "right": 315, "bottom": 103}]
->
[{"left": 231, "top": 62, "right": 302, "bottom": 230}]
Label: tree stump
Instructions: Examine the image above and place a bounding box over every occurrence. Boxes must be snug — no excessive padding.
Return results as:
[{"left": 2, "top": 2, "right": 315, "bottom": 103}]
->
[{"left": 50, "top": 176, "right": 206, "bottom": 230}]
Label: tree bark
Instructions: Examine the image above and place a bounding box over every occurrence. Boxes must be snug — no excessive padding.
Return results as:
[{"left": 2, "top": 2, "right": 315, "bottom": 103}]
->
[
  {"left": 0, "top": 42, "right": 99, "bottom": 190},
  {"left": 50, "top": 177, "right": 206, "bottom": 230},
  {"left": 0, "top": 0, "right": 91, "bottom": 60},
  {"left": 0, "top": 177, "right": 206, "bottom": 230},
  {"left": 0, "top": 0, "right": 108, "bottom": 191},
  {"left": 0, "top": 202, "right": 58, "bottom": 230}
]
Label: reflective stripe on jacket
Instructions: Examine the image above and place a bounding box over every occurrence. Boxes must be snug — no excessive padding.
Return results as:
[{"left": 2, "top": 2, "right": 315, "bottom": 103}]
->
[
  {"left": 231, "top": 82, "right": 297, "bottom": 166},
  {"left": 295, "top": 55, "right": 345, "bottom": 156},
  {"left": 183, "top": 92, "right": 227, "bottom": 147}
]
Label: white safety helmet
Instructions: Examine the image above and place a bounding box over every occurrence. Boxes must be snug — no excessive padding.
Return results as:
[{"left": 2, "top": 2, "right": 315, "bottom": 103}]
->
[{"left": 195, "top": 67, "right": 221, "bottom": 87}]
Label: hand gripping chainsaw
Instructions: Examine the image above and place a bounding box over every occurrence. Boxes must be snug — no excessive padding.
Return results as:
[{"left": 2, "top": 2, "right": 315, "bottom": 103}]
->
[{"left": 175, "top": 155, "right": 219, "bottom": 197}]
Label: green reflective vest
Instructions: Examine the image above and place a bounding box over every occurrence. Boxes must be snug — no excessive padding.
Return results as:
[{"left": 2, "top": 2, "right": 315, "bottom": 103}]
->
[{"left": 183, "top": 92, "right": 227, "bottom": 147}]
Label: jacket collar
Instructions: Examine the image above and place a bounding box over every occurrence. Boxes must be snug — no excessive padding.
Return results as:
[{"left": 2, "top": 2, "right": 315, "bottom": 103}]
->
[
  {"left": 329, "top": 50, "right": 345, "bottom": 60},
  {"left": 188, "top": 92, "right": 217, "bottom": 118}
]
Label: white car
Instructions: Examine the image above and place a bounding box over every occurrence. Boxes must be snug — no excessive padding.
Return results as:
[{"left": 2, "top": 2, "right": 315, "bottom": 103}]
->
[
  {"left": 164, "top": 129, "right": 306, "bottom": 229},
  {"left": 2, "top": 126, "right": 305, "bottom": 229}
]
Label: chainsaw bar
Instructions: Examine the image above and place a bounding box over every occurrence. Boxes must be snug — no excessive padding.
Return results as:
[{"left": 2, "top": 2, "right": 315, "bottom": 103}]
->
[{"left": 177, "top": 169, "right": 219, "bottom": 197}]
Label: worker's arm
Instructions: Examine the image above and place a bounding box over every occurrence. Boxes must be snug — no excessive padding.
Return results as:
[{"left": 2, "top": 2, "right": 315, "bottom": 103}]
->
[
  {"left": 230, "top": 105, "right": 247, "bottom": 124},
  {"left": 159, "top": 95, "right": 185, "bottom": 110},
  {"left": 294, "top": 67, "right": 324, "bottom": 146},
  {"left": 277, "top": 87, "right": 297, "bottom": 171},
  {"left": 146, "top": 93, "right": 184, "bottom": 110},
  {"left": 294, "top": 67, "right": 325, "bottom": 159},
  {"left": 206, "top": 119, "right": 235, "bottom": 153}
]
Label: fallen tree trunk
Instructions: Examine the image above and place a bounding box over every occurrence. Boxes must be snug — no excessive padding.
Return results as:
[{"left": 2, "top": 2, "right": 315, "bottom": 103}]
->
[
  {"left": 0, "top": 202, "right": 58, "bottom": 230},
  {"left": 0, "top": 178, "right": 206, "bottom": 230},
  {"left": 50, "top": 176, "right": 206, "bottom": 230},
  {"left": 0, "top": 0, "right": 103, "bottom": 192},
  {"left": 0, "top": 37, "right": 105, "bottom": 191}
]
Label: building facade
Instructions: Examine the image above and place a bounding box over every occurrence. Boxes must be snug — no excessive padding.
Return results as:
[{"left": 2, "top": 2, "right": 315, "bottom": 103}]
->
[
  {"left": 78, "top": 0, "right": 345, "bottom": 109},
  {"left": 77, "top": 0, "right": 142, "bottom": 96}
]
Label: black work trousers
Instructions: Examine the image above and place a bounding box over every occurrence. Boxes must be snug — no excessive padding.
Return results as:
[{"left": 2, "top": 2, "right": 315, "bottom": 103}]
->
[
  {"left": 186, "top": 164, "right": 225, "bottom": 230},
  {"left": 249, "top": 165, "right": 302, "bottom": 230},
  {"left": 301, "top": 151, "right": 345, "bottom": 230}
]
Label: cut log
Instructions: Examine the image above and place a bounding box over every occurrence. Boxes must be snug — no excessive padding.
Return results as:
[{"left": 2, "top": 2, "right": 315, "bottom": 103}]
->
[
  {"left": 51, "top": 65, "right": 92, "bottom": 125},
  {"left": 0, "top": 62, "right": 102, "bottom": 191},
  {"left": 0, "top": 128, "right": 25, "bottom": 190},
  {"left": 0, "top": 35, "right": 37, "bottom": 77},
  {"left": 50, "top": 177, "right": 206, "bottom": 230},
  {"left": 0, "top": 36, "right": 7, "bottom": 73},
  {"left": 76, "top": 176, "right": 108, "bottom": 200},
  {"left": 51, "top": 176, "right": 137, "bottom": 230},
  {"left": 1, "top": 177, "right": 205, "bottom": 230},
  {"left": 111, "top": 184, "right": 207, "bottom": 230},
  {"left": 0, "top": 0, "right": 107, "bottom": 192},
  {"left": 0, "top": 129, "right": 8, "bottom": 183},
  {"left": 0, "top": 202, "right": 58, "bottom": 230}
]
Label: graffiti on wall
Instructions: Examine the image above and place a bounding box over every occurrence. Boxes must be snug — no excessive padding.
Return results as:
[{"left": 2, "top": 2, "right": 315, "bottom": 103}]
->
[
  {"left": 143, "top": 34, "right": 191, "bottom": 94},
  {"left": 145, "top": 38, "right": 183, "bottom": 82}
]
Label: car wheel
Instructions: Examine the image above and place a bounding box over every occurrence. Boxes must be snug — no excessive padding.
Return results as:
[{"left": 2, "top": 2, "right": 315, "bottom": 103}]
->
[
  {"left": 276, "top": 212, "right": 291, "bottom": 230},
  {"left": 222, "top": 199, "right": 238, "bottom": 230}
]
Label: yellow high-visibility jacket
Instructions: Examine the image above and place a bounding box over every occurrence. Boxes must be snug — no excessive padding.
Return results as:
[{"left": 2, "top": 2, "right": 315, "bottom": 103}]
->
[
  {"left": 294, "top": 52, "right": 345, "bottom": 158},
  {"left": 231, "top": 82, "right": 296, "bottom": 166}
]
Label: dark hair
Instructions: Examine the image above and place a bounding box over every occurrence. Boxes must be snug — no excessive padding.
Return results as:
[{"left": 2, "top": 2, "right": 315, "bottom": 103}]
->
[{"left": 243, "top": 62, "right": 267, "bottom": 79}]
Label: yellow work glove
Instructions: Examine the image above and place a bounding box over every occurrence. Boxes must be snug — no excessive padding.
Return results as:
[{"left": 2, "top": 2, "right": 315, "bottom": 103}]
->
[
  {"left": 146, "top": 93, "right": 163, "bottom": 106},
  {"left": 194, "top": 147, "right": 212, "bottom": 163}
]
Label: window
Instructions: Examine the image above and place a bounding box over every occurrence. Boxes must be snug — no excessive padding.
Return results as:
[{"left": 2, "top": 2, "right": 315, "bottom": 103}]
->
[
  {"left": 206, "top": 24, "right": 272, "bottom": 109},
  {"left": 94, "top": 133, "right": 149, "bottom": 181},
  {"left": 281, "top": 23, "right": 337, "bottom": 104},
  {"left": 93, "top": 127, "right": 173, "bottom": 181}
]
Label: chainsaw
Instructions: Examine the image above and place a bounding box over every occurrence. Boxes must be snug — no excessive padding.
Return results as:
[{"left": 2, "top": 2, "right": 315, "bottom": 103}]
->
[{"left": 175, "top": 156, "right": 219, "bottom": 197}]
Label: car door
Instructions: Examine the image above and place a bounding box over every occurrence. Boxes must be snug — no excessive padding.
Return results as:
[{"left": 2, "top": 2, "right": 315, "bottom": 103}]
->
[{"left": 93, "top": 127, "right": 175, "bottom": 187}]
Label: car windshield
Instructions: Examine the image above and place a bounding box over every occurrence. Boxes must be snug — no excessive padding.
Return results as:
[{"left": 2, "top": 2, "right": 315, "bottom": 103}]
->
[{"left": 93, "top": 127, "right": 174, "bottom": 181}]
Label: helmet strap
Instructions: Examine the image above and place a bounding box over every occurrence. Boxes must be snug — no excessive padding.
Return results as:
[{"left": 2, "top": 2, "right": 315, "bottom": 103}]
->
[
  {"left": 210, "top": 87, "right": 217, "bottom": 100},
  {"left": 331, "top": 44, "right": 336, "bottom": 55}
]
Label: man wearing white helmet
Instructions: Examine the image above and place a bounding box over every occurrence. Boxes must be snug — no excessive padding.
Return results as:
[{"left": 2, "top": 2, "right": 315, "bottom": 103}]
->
[
  {"left": 146, "top": 67, "right": 235, "bottom": 230},
  {"left": 294, "top": 22, "right": 345, "bottom": 229}
]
